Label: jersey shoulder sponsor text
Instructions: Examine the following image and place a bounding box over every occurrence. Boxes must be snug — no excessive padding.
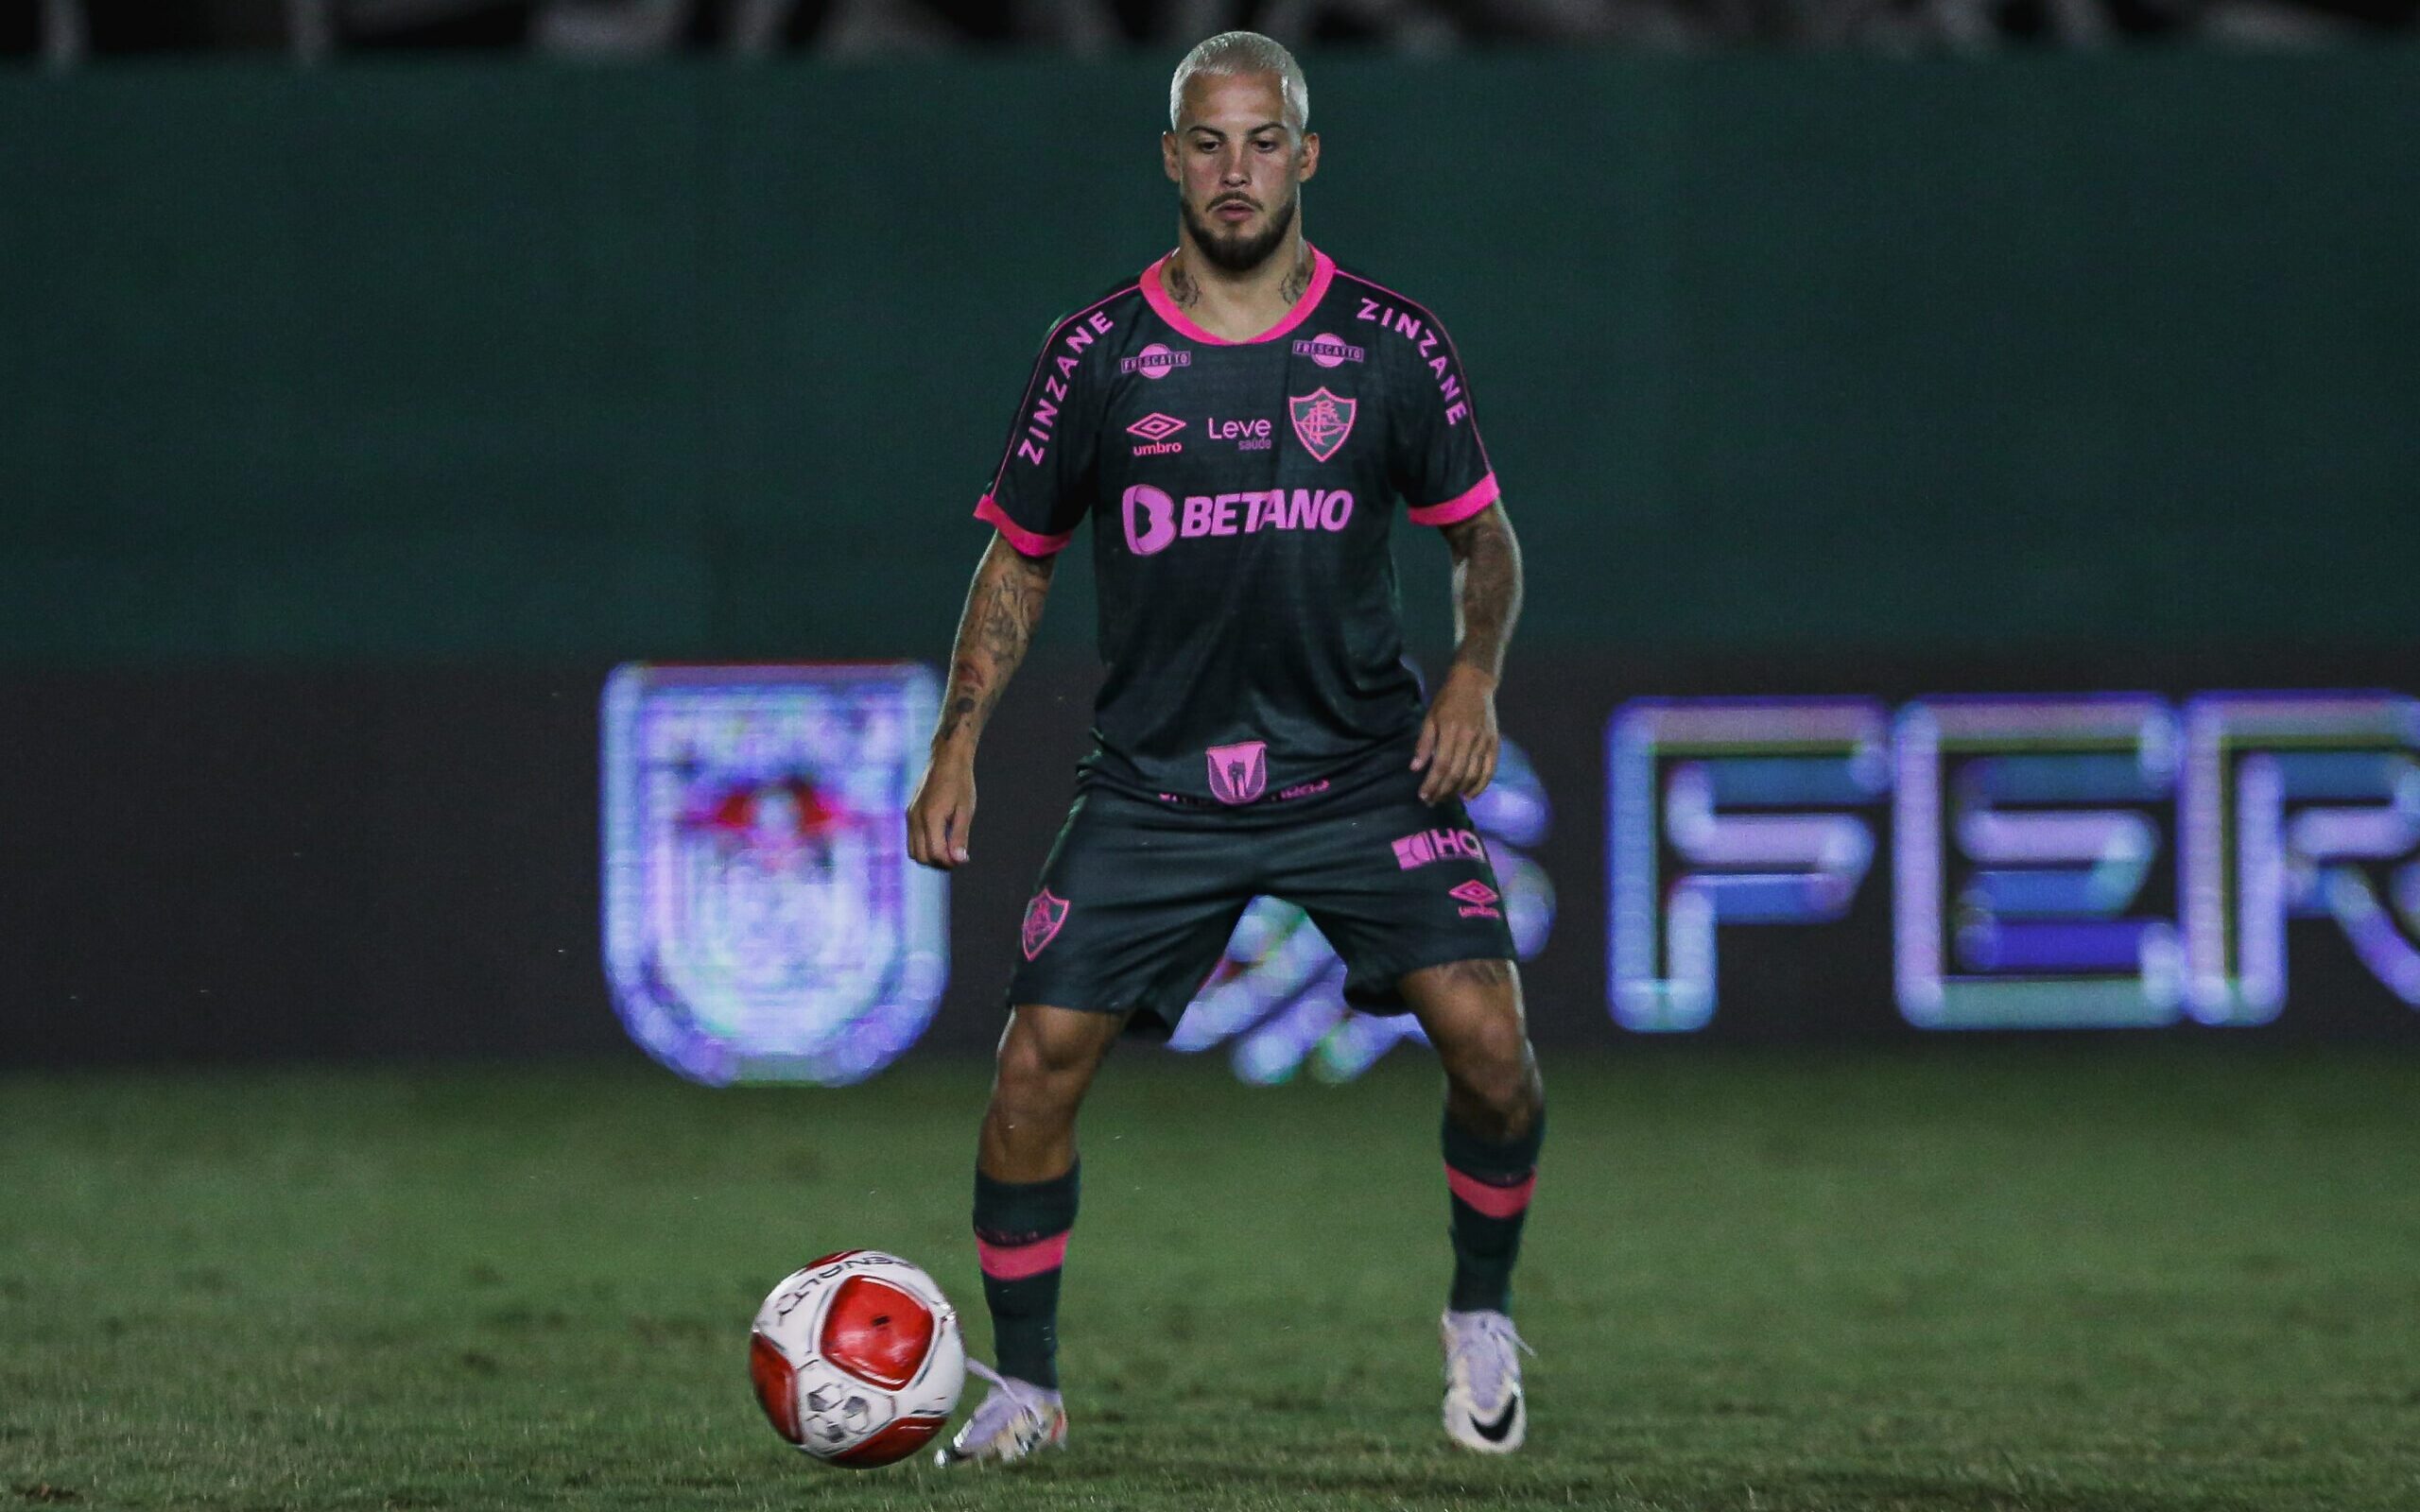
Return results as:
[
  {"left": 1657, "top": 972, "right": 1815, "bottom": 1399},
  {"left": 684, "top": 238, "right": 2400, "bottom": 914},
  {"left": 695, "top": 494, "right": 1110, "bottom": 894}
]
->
[
  {"left": 1322, "top": 260, "right": 1498, "bottom": 526},
  {"left": 975, "top": 272, "right": 1150, "bottom": 555}
]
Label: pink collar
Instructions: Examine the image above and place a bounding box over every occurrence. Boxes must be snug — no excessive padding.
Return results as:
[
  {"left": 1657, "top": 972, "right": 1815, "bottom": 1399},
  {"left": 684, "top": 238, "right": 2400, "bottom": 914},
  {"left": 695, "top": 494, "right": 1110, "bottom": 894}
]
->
[{"left": 1140, "top": 244, "right": 1336, "bottom": 346}]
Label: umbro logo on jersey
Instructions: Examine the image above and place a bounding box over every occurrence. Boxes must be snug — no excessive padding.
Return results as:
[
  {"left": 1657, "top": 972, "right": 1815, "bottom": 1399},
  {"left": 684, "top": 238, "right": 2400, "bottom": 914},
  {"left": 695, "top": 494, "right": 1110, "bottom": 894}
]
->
[
  {"left": 1128, "top": 412, "right": 1185, "bottom": 456},
  {"left": 1120, "top": 343, "right": 1191, "bottom": 380}
]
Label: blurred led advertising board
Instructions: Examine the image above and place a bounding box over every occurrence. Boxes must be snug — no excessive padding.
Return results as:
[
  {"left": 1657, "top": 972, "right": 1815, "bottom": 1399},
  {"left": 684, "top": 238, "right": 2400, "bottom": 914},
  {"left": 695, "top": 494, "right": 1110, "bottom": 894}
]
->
[
  {"left": 598, "top": 662, "right": 1560, "bottom": 1085},
  {"left": 1611, "top": 691, "right": 2420, "bottom": 1032},
  {"left": 602, "top": 663, "right": 945, "bottom": 1084}
]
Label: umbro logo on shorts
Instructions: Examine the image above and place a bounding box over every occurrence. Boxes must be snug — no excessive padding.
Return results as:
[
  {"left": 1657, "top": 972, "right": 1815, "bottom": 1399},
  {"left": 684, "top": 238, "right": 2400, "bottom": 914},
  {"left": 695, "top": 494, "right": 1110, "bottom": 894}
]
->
[{"left": 1449, "top": 880, "right": 1502, "bottom": 919}]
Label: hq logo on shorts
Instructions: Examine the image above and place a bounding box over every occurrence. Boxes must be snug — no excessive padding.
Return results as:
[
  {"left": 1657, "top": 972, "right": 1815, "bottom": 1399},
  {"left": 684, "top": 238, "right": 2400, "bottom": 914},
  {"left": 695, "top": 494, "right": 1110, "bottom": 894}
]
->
[{"left": 600, "top": 663, "right": 948, "bottom": 1086}]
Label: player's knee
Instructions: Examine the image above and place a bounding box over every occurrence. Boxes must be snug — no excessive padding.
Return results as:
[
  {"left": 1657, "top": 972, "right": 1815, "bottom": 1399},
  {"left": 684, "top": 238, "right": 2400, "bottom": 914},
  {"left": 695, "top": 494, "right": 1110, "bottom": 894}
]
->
[{"left": 1449, "top": 1017, "right": 1540, "bottom": 1128}]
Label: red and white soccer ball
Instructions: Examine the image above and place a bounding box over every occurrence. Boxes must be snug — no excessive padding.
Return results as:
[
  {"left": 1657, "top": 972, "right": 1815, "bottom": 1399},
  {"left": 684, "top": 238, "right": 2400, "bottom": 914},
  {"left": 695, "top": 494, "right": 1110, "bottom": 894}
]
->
[{"left": 748, "top": 1250, "right": 965, "bottom": 1469}]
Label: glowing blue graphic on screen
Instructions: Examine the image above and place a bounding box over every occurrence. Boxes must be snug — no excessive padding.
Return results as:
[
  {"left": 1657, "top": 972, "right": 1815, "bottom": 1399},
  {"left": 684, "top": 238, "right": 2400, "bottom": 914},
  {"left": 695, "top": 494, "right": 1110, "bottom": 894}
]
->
[
  {"left": 601, "top": 663, "right": 946, "bottom": 1085},
  {"left": 1609, "top": 700, "right": 1890, "bottom": 1032},
  {"left": 1610, "top": 690, "right": 2420, "bottom": 1032},
  {"left": 1894, "top": 696, "right": 2184, "bottom": 1028},
  {"left": 2182, "top": 693, "right": 2420, "bottom": 1022},
  {"left": 1167, "top": 739, "right": 1554, "bottom": 1084}
]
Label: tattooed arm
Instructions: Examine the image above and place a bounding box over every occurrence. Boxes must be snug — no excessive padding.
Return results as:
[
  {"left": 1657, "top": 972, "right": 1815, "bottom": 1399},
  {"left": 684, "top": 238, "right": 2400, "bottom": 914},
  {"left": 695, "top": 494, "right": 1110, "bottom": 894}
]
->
[
  {"left": 907, "top": 535, "right": 1057, "bottom": 869},
  {"left": 1410, "top": 503, "right": 1524, "bottom": 803}
]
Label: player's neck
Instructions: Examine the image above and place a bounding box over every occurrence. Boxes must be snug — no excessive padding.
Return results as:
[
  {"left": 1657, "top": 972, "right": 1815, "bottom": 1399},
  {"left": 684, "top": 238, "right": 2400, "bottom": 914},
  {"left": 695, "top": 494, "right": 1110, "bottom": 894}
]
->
[{"left": 1163, "top": 230, "right": 1313, "bottom": 342}]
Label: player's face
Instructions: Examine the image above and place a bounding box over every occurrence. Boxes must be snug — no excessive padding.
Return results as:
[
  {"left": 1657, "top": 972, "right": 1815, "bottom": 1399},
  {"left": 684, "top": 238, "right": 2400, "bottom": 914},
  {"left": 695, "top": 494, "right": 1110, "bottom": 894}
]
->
[{"left": 1162, "top": 72, "right": 1320, "bottom": 274}]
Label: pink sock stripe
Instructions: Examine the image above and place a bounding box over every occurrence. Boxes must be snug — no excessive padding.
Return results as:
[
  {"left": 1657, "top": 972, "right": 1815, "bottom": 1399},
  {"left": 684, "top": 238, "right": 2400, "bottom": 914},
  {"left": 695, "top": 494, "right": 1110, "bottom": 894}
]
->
[
  {"left": 974, "top": 494, "right": 1074, "bottom": 557},
  {"left": 1407, "top": 472, "right": 1501, "bottom": 527},
  {"left": 1445, "top": 1163, "right": 1536, "bottom": 1220},
  {"left": 976, "top": 1230, "right": 1069, "bottom": 1281}
]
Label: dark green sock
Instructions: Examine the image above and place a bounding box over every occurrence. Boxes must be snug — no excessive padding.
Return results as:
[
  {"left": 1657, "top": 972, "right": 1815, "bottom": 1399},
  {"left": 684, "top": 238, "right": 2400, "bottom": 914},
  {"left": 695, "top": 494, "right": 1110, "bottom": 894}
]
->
[
  {"left": 972, "top": 1163, "right": 1079, "bottom": 1391},
  {"left": 1443, "top": 1109, "right": 1544, "bottom": 1314}
]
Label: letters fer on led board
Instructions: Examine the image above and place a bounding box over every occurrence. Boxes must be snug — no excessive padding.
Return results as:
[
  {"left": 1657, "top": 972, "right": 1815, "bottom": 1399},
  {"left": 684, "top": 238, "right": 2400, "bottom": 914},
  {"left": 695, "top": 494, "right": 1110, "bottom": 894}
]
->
[
  {"left": 602, "top": 663, "right": 946, "bottom": 1085},
  {"left": 1612, "top": 692, "right": 2420, "bottom": 1032}
]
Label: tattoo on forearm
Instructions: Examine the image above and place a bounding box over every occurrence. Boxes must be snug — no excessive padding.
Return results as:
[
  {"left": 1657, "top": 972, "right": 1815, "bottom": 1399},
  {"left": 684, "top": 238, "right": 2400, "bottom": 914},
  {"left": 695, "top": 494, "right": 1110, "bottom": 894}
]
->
[
  {"left": 933, "top": 544, "right": 1054, "bottom": 749},
  {"left": 1442, "top": 507, "right": 1523, "bottom": 681}
]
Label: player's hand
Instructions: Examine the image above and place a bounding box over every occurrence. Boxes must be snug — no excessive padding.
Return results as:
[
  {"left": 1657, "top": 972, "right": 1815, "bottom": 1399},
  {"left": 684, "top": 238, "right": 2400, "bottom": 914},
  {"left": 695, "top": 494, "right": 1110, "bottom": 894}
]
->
[
  {"left": 1411, "top": 664, "right": 1500, "bottom": 805},
  {"left": 907, "top": 750, "right": 977, "bottom": 869}
]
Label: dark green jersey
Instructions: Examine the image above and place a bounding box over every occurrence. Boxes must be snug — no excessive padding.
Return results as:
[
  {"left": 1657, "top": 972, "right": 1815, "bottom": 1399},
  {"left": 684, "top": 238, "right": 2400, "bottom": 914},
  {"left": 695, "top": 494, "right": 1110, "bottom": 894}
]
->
[{"left": 976, "top": 246, "right": 1498, "bottom": 806}]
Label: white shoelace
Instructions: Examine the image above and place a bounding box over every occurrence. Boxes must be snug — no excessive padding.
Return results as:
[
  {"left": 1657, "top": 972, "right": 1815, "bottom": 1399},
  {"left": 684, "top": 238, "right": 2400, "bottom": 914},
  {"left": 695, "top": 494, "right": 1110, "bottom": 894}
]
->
[
  {"left": 1444, "top": 1312, "right": 1533, "bottom": 1412},
  {"left": 958, "top": 1360, "right": 1056, "bottom": 1446}
]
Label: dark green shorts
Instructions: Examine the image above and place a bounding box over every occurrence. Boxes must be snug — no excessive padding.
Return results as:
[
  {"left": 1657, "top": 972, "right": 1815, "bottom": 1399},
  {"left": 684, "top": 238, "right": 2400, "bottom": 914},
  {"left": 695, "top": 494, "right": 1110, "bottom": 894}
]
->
[{"left": 1006, "top": 754, "right": 1517, "bottom": 1035}]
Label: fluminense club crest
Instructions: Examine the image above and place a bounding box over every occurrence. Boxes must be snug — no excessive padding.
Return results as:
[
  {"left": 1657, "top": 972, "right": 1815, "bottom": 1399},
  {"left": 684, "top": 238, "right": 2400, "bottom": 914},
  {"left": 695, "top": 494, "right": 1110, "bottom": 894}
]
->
[
  {"left": 601, "top": 663, "right": 946, "bottom": 1086},
  {"left": 1022, "top": 889, "right": 1070, "bottom": 960},
  {"left": 1288, "top": 388, "right": 1357, "bottom": 463}
]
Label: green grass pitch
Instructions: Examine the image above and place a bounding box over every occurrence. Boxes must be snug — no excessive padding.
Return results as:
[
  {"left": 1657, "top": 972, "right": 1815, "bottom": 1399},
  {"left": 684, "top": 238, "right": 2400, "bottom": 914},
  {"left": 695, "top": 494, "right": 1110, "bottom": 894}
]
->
[{"left": 4, "top": 1048, "right": 2416, "bottom": 1510}]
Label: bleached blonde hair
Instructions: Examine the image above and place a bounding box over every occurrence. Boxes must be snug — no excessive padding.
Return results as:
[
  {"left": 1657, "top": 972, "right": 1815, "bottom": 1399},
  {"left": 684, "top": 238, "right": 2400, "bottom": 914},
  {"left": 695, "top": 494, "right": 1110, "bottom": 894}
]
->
[{"left": 1167, "top": 31, "right": 1309, "bottom": 135}]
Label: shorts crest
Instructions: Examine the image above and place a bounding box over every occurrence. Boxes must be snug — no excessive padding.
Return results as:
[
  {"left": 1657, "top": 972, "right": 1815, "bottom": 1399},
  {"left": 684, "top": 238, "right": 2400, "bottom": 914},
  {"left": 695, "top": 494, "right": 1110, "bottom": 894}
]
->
[{"left": 1022, "top": 889, "right": 1071, "bottom": 960}]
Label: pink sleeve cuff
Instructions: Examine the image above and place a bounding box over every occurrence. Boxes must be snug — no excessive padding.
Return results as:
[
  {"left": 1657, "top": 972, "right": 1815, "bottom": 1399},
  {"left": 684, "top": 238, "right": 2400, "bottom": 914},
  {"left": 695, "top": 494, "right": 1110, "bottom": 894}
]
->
[
  {"left": 1407, "top": 472, "right": 1501, "bottom": 528},
  {"left": 975, "top": 493, "right": 1074, "bottom": 557}
]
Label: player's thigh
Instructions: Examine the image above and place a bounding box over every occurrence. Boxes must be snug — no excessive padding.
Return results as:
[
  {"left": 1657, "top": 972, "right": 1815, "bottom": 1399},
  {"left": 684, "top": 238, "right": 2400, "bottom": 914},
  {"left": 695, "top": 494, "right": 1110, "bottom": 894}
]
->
[
  {"left": 1008, "top": 790, "right": 1254, "bottom": 1035},
  {"left": 1267, "top": 788, "right": 1517, "bottom": 1015}
]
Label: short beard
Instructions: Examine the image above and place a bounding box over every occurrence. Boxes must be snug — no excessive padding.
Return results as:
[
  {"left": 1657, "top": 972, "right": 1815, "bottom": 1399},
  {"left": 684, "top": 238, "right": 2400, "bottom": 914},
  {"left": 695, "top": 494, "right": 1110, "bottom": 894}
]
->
[{"left": 1181, "top": 190, "right": 1298, "bottom": 274}]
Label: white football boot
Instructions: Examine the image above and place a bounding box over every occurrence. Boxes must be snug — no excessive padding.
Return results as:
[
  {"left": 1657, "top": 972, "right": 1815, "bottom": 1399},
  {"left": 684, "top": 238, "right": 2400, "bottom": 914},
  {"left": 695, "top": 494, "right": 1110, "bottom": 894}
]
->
[
  {"left": 933, "top": 1361, "right": 1067, "bottom": 1468},
  {"left": 1441, "top": 1308, "right": 1531, "bottom": 1452}
]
